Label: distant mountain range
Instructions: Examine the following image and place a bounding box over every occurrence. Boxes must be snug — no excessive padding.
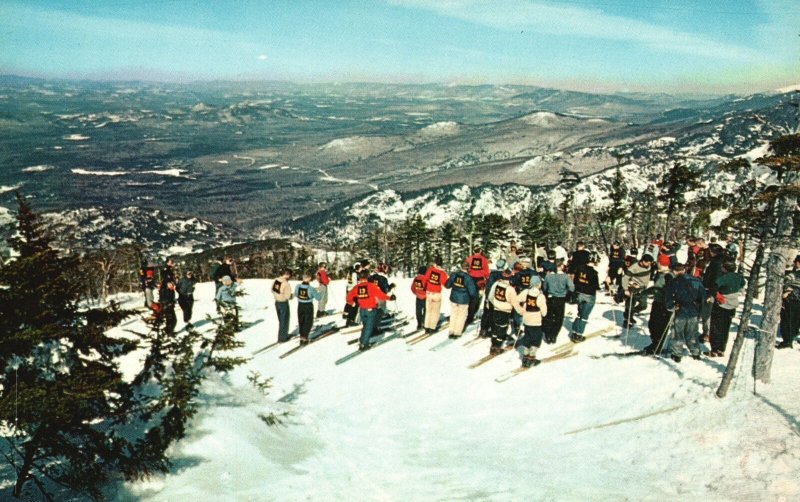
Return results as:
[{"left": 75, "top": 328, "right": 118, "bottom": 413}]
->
[{"left": 0, "top": 78, "right": 796, "bottom": 255}]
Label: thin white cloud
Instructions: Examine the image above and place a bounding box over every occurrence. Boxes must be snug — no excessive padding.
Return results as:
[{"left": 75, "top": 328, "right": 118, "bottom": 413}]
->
[
  {"left": 389, "top": 0, "right": 766, "bottom": 62},
  {"left": 258, "top": 54, "right": 268, "bottom": 61}
]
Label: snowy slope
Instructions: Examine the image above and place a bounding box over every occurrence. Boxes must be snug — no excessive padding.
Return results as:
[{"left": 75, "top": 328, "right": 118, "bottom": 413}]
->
[{"left": 111, "top": 278, "right": 800, "bottom": 501}]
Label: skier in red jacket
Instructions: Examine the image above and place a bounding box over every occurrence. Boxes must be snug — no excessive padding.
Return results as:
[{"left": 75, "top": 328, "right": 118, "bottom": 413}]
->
[
  {"left": 411, "top": 266, "right": 427, "bottom": 330},
  {"left": 423, "top": 257, "right": 449, "bottom": 334},
  {"left": 346, "top": 271, "right": 392, "bottom": 350},
  {"left": 466, "top": 246, "right": 489, "bottom": 326}
]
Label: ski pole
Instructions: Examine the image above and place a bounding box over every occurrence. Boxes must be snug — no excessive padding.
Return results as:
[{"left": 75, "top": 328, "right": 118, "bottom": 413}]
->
[
  {"left": 653, "top": 310, "right": 676, "bottom": 355},
  {"left": 624, "top": 293, "right": 634, "bottom": 345}
]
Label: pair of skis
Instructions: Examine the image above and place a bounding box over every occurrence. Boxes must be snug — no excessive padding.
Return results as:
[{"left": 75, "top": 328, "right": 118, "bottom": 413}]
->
[
  {"left": 335, "top": 319, "right": 412, "bottom": 365},
  {"left": 278, "top": 322, "right": 342, "bottom": 359}
]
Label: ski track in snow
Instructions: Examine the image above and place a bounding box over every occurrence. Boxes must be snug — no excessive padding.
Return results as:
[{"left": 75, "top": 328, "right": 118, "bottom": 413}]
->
[
  {"left": 317, "top": 168, "right": 379, "bottom": 191},
  {"left": 113, "top": 276, "right": 800, "bottom": 501}
]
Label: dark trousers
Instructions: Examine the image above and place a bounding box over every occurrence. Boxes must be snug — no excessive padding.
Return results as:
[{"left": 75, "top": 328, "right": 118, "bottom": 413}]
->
[
  {"left": 276, "top": 301, "right": 290, "bottom": 342},
  {"left": 516, "top": 324, "right": 544, "bottom": 350},
  {"left": 543, "top": 296, "right": 567, "bottom": 341},
  {"left": 178, "top": 295, "right": 194, "bottom": 323},
  {"left": 480, "top": 301, "right": 495, "bottom": 336},
  {"left": 779, "top": 299, "right": 800, "bottom": 346},
  {"left": 415, "top": 297, "right": 426, "bottom": 329},
  {"left": 344, "top": 303, "right": 358, "bottom": 324},
  {"left": 700, "top": 299, "right": 713, "bottom": 336},
  {"left": 709, "top": 304, "right": 735, "bottom": 353},
  {"left": 491, "top": 310, "right": 511, "bottom": 348},
  {"left": 162, "top": 304, "right": 177, "bottom": 335},
  {"left": 298, "top": 302, "right": 314, "bottom": 338},
  {"left": 624, "top": 290, "right": 647, "bottom": 323},
  {"left": 647, "top": 302, "right": 672, "bottom": 352},
  {"left": 466, "top": 293, "right": 481, "bottom": 326}
]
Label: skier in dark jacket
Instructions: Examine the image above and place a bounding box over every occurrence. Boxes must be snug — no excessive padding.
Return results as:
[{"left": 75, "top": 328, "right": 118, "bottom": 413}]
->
[
  {"left": 663, "top": 263, "right": 705, "bottom": 362},
  {"left": 606, "top": 241, "right": 626, "bottom": 292},
  {"left": 707, "top": 260, "right": 745, "bottom": 356},
  {"left": 700, "top": 244, "right": 725, "bottom": 341},
  {"left": 777, "top": 255, "right": 800, "bottom": 349},
  {"left": 480, "top": 259, "right": 506, "bottom": 338},
  {"left": 176, "top": 270, "right": 197, "bottom": 325},
  {"left": 295, "top": 271, "right": 321, "bottom": 343},
  {"left": 542, "top": 259, "right": 574, "bottom": 344},
  {"left": 569, "top": 258, "right": 600, "bottom": 342},
  {"left": 158, "top": 279, "right": 178, "bottom": 335},
  {"left": 567, "top": 241, "right": 592, "bottom": 275},
  {"left": 643, "top": 264, "right": 674, "bottom": 354},
  {"left": 445, "top": 261, "right": 478, "bottom": 339},
  {"left": 161, "top": 258, "right": 177, "bottom": 286}
]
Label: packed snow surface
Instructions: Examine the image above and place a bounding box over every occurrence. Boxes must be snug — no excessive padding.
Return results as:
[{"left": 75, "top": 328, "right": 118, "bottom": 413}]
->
[{"left": 116, "top": 278, "right": 800, "bottom": 501}]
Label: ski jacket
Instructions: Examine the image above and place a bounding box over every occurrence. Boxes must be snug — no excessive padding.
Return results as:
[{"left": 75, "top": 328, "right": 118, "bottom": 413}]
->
[
  {"left": 176, "top": 277, "right": 197, "bottom": 297},
  {"left": 538, "top": 259, "right": 556, "bottom": 277},
  {"left": 424, "top": 266, "right": 449, "bottom": 293},
  {"left": 784, "top": 270, "right": 800, "bottom": 303},
  {"left": 346, "top": 279, "right": 390, "bottom": 310},
  {"left": 568, "top": 249, "right": 592, "bottom": 274},
  {"left": 295, "top": 282, "right": 321, "bottom": 304},
  {"left": 141, "top": 267, "right": 156, "bottom": 289},
  {"left": 317, "top": 269, "right": 330, "bottom": 286},
  {"left": 622, "top": 262, "right": 651, "bottom": 292},
  {"left": 411, "top": 274, "right": 427, "bottom": 300},
  {"left": 543, "top": 271, "right": 574, "bottom": 298},
  {"left": 554, "top": 246, "right": 569, "bottom": 263},
  {"left": 488, "top": 280, "right": 517, "bottom": 313},
  {"left": 511, "top": 267, "right": 540, "bottom": 293},
  {"left": 715, "top": 272, "right": 745, "bottom": 310},
  {"left": 573, "top": 265, "right": 600, "bottom": 296},
  {"left": 445, "top": 271, "right": 478, "bottom": 305},
  {"left": 664, "top": 274, "right": 704, "bottom": 319},
  {"left": 216, "top": 283, "right": 237, "bottom": 306},
  {"left": 214, "top": 263, "right": 237, "bottom": 283},
  {"left": 645, "top": 272, "right": 673, "bottom": 307},
  {"left": 467, "top": 253, "right": 489, "bottom": 280},
  {"left": 161, "top": 265, "right": 176, "bottom": 286},
  {"left": 608, "top": 246, "right": 625, "bottom": 264},
  {"left": 692, "top": 247, "right": 709, "bottom": 277},
  {"left": 159, "top": 284, "right": 176, "bottom": 306},
  {"left": 702, "top": 255, "right": 724, "bottom": 295},
  {"left": 369, "top": 272, "right": 390, "bottom": 294},
  {"left": 484, "top": 269, "right": 504, "bottom": 297},
  {"left": 272, "top": 277, "right": 292, "bottom": 302},
  {"left": 512, "top": 287, "right": 548, "bottom": 326}
]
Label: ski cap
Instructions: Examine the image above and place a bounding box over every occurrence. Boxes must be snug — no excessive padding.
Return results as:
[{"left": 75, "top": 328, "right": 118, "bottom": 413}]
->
[
  {"left": 520, "top": 257, "right": 531, "bottom": 266},
  {"left": 495, "top": 258, "right": 507, "bottom": 270},
  {"left": 641, "top": 254, "right": 654, "bottom": 263}
]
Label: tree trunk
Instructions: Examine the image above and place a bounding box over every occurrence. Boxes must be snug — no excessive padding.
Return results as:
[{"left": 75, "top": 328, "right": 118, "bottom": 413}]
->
[
  {"left": 717, "top": 242, "right": 765, "bottom": 398},
  {"left": 755, "top": 190, "right": 797, "bottom": 383},
  {"left": 13, "top": 434, "right": 39, "bottom": 498}
]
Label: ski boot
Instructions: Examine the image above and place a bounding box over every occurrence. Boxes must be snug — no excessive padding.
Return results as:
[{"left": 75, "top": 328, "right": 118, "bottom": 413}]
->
[
  {"left": 489, "top": 345, "right": 503, "bottom": 356},
  {"left": 521, "top": 355, "right": 541, "bottom": 368},
  {"left": 299, "top": 336, "right": 309, "bottom": 345},
  {"left": 358, "top": 343, "right": 372, "bottom": 352},
  {"left": 569, "top": 333, "right": 586, "bottom": 343}
]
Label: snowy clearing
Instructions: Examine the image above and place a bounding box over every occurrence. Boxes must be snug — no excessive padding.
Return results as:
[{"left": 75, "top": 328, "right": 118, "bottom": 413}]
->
[{"left": 114, "top": 278, "right": 800, "bottom": 501}]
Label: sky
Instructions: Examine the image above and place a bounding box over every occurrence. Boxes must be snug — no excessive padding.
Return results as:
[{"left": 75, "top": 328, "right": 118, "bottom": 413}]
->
[{"left": 0, "top": 0, "right": 797, "bottom": 93}]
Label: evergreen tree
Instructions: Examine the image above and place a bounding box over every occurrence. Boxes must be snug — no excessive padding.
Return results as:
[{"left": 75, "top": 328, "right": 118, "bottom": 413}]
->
[
  {"left": 440, "top": 222, "right": 457, "bottom": 269},
  {"left": 477, "top": 214, "right": 511, "bottom": 256},
  {"left": 657, "top": 162, "right": 701, "bottom": 239},
  {"left": 519, "top": 205, "right": 558, "bottom": 253},
  {"left": 597, "top": 166, "right": 629, "bottom": 241},
  {"left": 0, "top": 194, "right": 139, "bottom": 499}
]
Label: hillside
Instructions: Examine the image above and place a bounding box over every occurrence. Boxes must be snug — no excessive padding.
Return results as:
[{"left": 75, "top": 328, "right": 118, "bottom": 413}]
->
[{"left": 99, "top": 278, "right": 800, "bottom": 501}]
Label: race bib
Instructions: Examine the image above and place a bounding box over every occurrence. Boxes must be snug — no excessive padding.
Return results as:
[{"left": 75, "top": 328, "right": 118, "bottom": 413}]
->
[
  {"left": 525, "top": 296, "right": 540, "bottom": 312},
  {"left": 429, "top": 271, "right": 440, "bottom": 286},
  {"left": 494, "top": 285, "right": 507, "bottom": 302},
  {"left": 272, "top": 280, "right": 282, "bottom": 294},
  {"left": 521, "top": 274, "right": 531, "bottom": 287},
  {"left": 298, "top": 287, "right": 309, "bottom": 300},
  {"left": 454, "top": 275, "right": 465, "bottom": 288},
  {"left": 578, "top": 272, "right": 589, "bottom": 284},
  {"left": 413, "top": 279, "right": 424, "bottom": 291},
  {"left": 357, "top": 285, "right": 369, "bottom": 299},
  {"left": 471, "top": 257, "right": 482, "bottom": 270}
]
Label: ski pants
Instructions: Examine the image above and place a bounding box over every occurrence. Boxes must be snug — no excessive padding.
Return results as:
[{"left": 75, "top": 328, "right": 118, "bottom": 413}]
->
[
  {"left": 670, "top": 316, "right": 701, "bottom": 357},
  {"left": 162, "top": 303, "right": 177, "bottom": 335},
  {"left": 780, "top": 299, "right": 800, "bottom": 346},
  {"left": 480, "top": 300, "right": 495, "bottom": 336},
  {"left": 372, "top": 300, "right": 386, "bottom": 337},
  {"left": 415, "top": 297, "right": 426, "bottom": 330},
  {"left": 344, "top": 302, "right": 358, "bottom": 324},
  {"left": 359, "top": 308, "right": 378, "bottom": 346},
  {"left": 466, "top": 291, "right": 482, "bottom": 326},
  {"left": 700, "top": 298, "right": 713, "bottom": 336},
  {"left": 144, "top": 287, "right": 155, "bottom": 309},
  {"left": 543, "top": 296, "right": 567, "bottom": 341},
  {"left": 298, "top": 302, "right": 314, "bottom": 338},
  {"left": 178, "top": 295, "right": 194, "bottom": 323},
  {"left": 491, "top": 310, "right": 512, "bottom": 348},
  {"left": 450, "top": 303, "right": 469, "bottom": 337},
  {"left": 571, "top": 293, "right": 596, "bottom": 336},
  {"left": 276, "top": 301, "right": 291, "bottom": 342},
  {"left": 709, "top": 303, "right": 735, "bottom": 353},
  {"left": 516, "top": 324, "right": 543, "bottom": 356},
  {"left": 424, "top": 291, "right": 442, "bottom": 330},
  {"left": 623, "top": 289, "right": 647, "bottom": 323},
  {"left": 647, "top": 302, "right": 672, "bottom": 352},
  {"left": 317, "top": 284, "right": 328, "bottom": 314}
]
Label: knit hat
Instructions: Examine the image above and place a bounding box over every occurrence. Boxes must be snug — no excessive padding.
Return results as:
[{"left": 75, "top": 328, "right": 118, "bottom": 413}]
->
[{"left": 495, "top": 258, "right": 507, "bottom": 270}]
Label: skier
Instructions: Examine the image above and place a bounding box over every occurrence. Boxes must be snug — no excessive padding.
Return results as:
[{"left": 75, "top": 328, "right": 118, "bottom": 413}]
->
[
  {"left": 176, "top": 270, "right": 197, "bottom": 326},
  {"left": 505, "top": 242, "right": 520, "bottom": 267},
  {"left": 621, "top": 254, "right": 654, "bottom": 328},
  {"left": 423, "top": 257, "right": 449, "bottom": 334},
  {"left": 663, "top": 263, "right": 705, "bottom": 362},
  {"left": 513, "top": 279, "right": 549, "bottom": 368},
  {"left": 479, "top": 259, "right": 507, "bottom": 338},
  {"left": 343, "top": 262, "right": 362, "bottom": 326},
  {"left": 777, "top": 255, "right": 800, "bottom": 349},
  {"left": 567, "top": 241, "right": 591, "bottom": 275},
  {"left": 213, "top": 256, "right": 238, "bottom": 289},
  {"left": 295, "top": 271, "right": 321, "bottom": 344},
  {"left": 139, "top": 259, "right": 157, "bottom": 309},
  {"left": 272, "top": 269, "right": 293, "bottom": 343},
  {"left": 158, "top": 279, "right": 178, "bottom": 335},
  {"left": 606, "top": 241, "right": 626, "bottom": 292},
  {"left": 466, "top": 246, "right": 489, "bottom": 326},
  {"left": 542, "top": 259, "right": 574, "bottom": 344},
  {"left": 411, "top": 266, "right": 427, "bottom": 330},
  {"left": 161, "top": 257, "right": 177, "bottom": 286},
  {"left": 346, "top": 270, "right": 392, "bottom": 351},
  {"left": 215, "top": 275, "right": 239, "bottom": 329},
  {"left": 510, "top": 257, "right": 540, "bottom": 335},
  {"left": 487, "top": 268, "right": 517, "bottom": 355},
  {"left": 538, "top": 249, "right": 557, "bottom": 279},
  {"left": 642, "top": 263, "right": 674, "bottom": 355},
  {"left": 445, "top": 261, "right": 478, "bottom": 339},
  {"left": 553, "top": 241, "right": 569, "bottom": 264},
  {"left": 315, "top": 262, "right": 330, "bottom": 318},
  {"left": 707, "top": 260, "right": 745, "bottom": 356},
  {"left": 369, "top": 263, "right": 393, "bottom": 337},
  {"left": 700, "top": 244, "right": 725, "bottom": 343},
  {"left": 569, "top": 255, "right": 600, "bottom": 342},
  {"left": 691, "top": 238, "right": 709, "bottom": 278}
]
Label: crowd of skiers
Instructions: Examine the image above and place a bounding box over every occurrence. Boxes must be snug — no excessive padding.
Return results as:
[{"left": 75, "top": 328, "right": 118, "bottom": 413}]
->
[{"left": 138, "top": 236, "right": 800, "bottom": 369}]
